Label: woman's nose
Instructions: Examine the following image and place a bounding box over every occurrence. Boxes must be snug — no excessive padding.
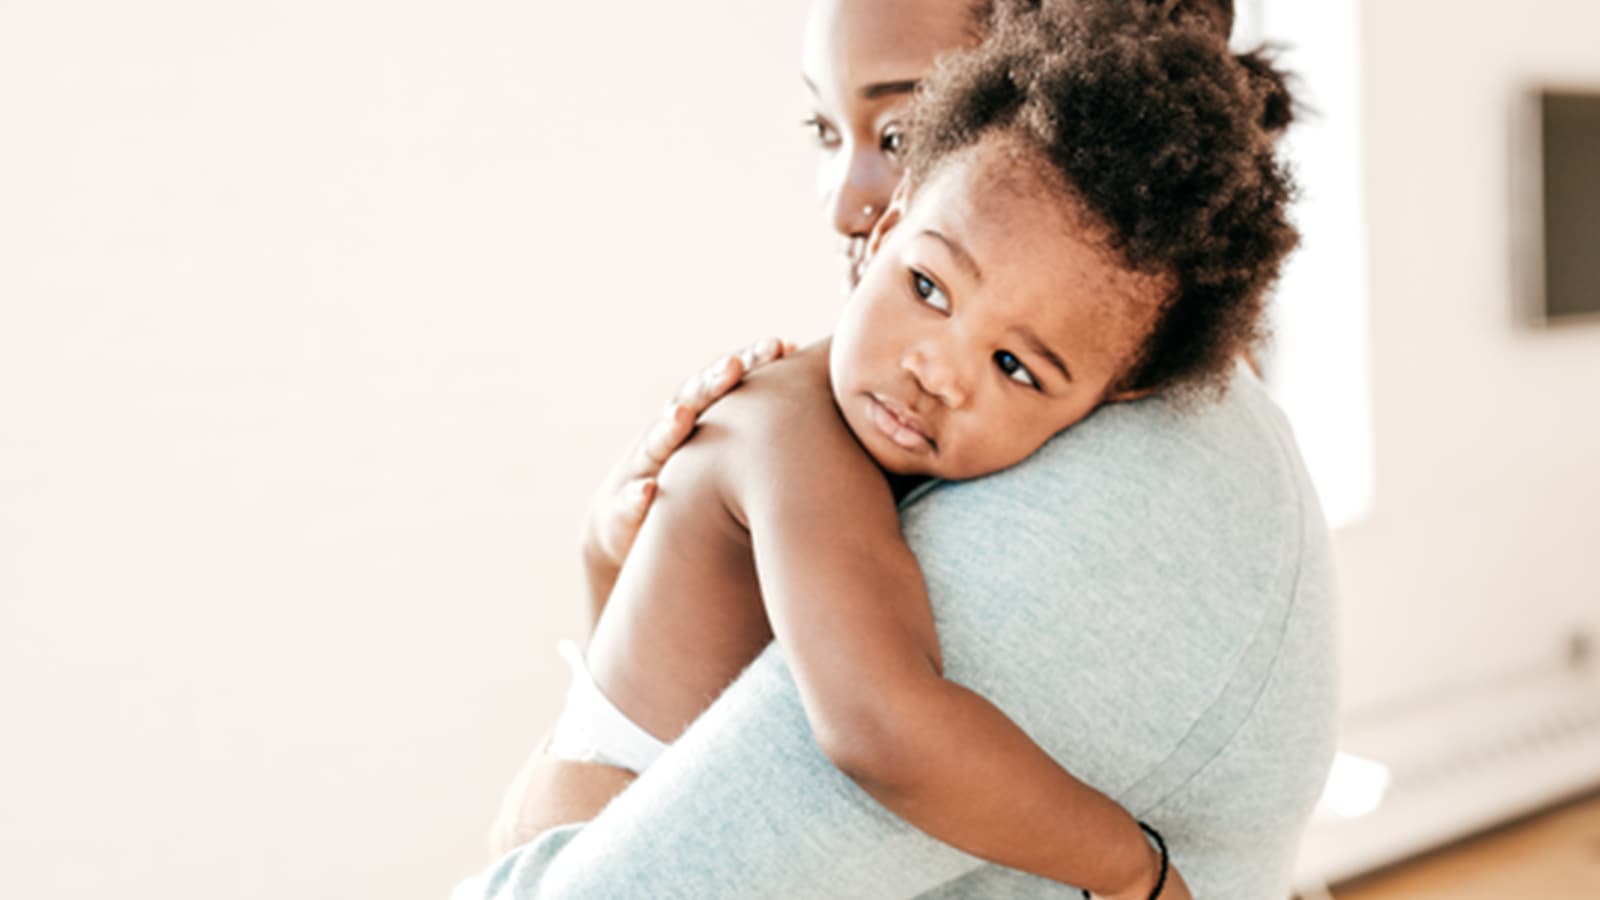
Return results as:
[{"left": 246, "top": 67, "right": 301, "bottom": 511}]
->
[
  {"left": 903, "top": 344, "right": 970, "bottom": 409},
  {"left": 826, "top": 148, "right": 891, "bottom": 239}
]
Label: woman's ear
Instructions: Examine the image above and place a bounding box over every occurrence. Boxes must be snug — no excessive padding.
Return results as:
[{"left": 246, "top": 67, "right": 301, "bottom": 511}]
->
[{"left": 863, "top": 176, "right": 915, "bottom": 263}]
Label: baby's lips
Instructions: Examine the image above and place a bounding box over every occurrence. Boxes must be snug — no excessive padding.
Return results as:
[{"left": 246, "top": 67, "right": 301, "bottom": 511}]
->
[{"left": 871, "top": 392, "right": 935, "bottom": 449}]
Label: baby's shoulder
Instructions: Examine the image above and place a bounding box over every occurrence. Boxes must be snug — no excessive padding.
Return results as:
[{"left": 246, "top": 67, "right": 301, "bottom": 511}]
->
[
  {"left": 695, "top": 342, "right": 846, "bottom": 455},
  {"left": 680, "top": 341, "right": 876, "bottom": 513}
]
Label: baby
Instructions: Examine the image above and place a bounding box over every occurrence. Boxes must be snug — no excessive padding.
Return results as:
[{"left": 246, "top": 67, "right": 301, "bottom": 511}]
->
[{"left": 507, "top": 5, "right": 1296, "bottom": 898}]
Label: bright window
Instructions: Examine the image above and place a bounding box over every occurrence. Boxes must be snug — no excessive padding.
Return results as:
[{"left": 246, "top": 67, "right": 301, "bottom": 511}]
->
[{"left": 1237, "top": 0, "right": 1373, "bottom": 529}]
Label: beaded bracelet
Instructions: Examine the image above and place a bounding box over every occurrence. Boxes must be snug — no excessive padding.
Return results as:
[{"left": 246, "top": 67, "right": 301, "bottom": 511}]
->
[{"left": 1079, "top": 821, "right": 1168, "bottom": 900}]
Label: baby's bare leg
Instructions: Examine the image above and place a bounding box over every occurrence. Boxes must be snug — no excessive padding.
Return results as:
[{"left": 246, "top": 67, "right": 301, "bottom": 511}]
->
[{"left": 488, "top": 732, "right": 636, "bottom": 857}]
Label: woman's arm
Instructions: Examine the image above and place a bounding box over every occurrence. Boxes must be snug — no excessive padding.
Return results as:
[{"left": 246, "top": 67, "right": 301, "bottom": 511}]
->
[
  {"left": 708, "top": 351, "right": 1175, "bottom": 899},
  {"left": 455, "top": 368, "right": 1328, "bottom": 900},
  {"left": 453, "top": 638, "right": 982, "bottom": 900}
]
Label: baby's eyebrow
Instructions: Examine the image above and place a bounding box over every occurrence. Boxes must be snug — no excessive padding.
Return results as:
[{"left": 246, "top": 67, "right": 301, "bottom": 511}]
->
[
  {"left": 920, "top": 229, "right": 982, "bottom": 283},
  {"left": 1020, "top": 327, "right": 1072, "bottom": 383}
]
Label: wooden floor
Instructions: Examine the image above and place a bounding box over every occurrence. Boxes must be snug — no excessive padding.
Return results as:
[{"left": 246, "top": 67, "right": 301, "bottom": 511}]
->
[{"left": 1319, "top": 789, "right": 1600, "bottom": 899}]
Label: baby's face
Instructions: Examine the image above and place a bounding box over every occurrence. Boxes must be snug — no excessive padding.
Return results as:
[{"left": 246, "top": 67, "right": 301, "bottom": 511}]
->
[{"left": 829, "top": 137, "right": 1170, "bottom": 480}]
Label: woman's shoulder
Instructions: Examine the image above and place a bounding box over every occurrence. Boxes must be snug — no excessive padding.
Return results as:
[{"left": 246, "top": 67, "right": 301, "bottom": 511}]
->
[
  {"left": 911, "top": 368, "right": 1339, "bottom": 848},
  {"left": 916, "top": 366, "right": 1311, "bottom": 532},
  {"left": 901, "top": 364, "right": 1332, "bottom": 626}
]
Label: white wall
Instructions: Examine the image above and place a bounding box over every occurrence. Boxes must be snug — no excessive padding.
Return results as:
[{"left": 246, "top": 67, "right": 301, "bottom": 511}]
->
[
  {"left": 5, "top": 2, "right": 1600, "bottom": 899},
  {"left": 1334, "top": 0, "right": 1600, "bottom": 716},
  {"left": 0, "top": 2, "right": 832, "bottom": 898}
]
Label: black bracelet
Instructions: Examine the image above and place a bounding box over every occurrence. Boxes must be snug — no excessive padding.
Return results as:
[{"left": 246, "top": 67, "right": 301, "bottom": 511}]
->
[
  {"left": 1079, "top": 821, "right": 1168, "bottom": 900},
  {"left": 1140, "top": 821, "right": 1169, "bottom": 899}
]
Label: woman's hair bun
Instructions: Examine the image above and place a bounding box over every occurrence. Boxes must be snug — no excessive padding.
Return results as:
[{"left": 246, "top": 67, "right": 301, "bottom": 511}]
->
[
  {"left": 1234, "top": 47, "right": 1295, "bottom": 134},
  {"left": 1160, "top": 0, "right": 1234, "bottom": 39},
  {"left": 1151, "top": 0, "right": 1296, "bottom": 135},
  {"left": 987, "top": 1, "right": 1293, "bottom": 135},
  {"left": 991, "top": 0, "right": 1232, "bottom": 34}
]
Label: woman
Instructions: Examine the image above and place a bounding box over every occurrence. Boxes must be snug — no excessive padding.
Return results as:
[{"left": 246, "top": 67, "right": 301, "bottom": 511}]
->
[{"left": 464, "top": 1, "right": 1337, "bottom": 897}]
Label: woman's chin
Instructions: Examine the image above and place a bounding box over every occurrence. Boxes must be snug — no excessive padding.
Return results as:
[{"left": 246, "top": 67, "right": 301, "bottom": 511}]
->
[{"left": 841, "top": 242, "right": 868, "bottom": 294}]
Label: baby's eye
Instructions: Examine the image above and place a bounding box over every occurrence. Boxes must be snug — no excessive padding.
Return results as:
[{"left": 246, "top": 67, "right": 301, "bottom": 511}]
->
[
  {"left": 994, "top": 350, "right": 1039, "bottom": 389},
  {"left": 880, "top": 125, "right": 906, "bottom": 163},
  {"left": 910, "top": 270, "right": 950, "bottom": 312},
  {"left": 804, "top": 115, "right": 841, "bottom": 150}
]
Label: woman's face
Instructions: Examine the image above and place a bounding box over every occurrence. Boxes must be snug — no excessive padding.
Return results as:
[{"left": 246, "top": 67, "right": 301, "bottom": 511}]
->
[
  {"left": 802, "top": 0, "right": 982, "bottom": 292},
  {"left": 829, "top": 137, "right": 1171, "bottom": 481}
]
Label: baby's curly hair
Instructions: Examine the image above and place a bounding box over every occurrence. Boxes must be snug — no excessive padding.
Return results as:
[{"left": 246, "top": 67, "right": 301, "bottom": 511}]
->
[{"left": 906, "top": 0, "right": 1298, "bottom": 398}]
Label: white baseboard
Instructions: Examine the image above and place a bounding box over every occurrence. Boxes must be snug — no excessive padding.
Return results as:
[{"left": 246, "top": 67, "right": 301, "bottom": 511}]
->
[{"left": 1292, "top": 663, "right": 1600, "bottom": 890}]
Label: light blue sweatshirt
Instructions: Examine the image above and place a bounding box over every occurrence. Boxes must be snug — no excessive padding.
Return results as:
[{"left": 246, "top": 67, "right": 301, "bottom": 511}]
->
[{"left": 453, "top": 368, "right": 1339, "bottom": 898}]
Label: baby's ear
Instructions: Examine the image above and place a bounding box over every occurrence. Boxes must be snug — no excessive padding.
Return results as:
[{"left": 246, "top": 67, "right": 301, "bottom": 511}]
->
[
  {"left": 1105, "top": 385, "right": 1157, "bottom": 404},
  {"left": 1104, "top": 368, "right": 1157, "bottom": 403},
  {"left": 864, "top": 176, "right": 916, "bottom": 262}
]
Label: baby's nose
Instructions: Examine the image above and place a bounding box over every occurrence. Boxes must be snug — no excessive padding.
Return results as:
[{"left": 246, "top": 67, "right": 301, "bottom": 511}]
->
[{"left": 904, "top": 345, "right": 969, "bottom": 409}]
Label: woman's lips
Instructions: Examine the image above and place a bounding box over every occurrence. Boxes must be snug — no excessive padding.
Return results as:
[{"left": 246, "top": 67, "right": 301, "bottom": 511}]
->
[{"left": 866, "top": 393, "right": 933, "bottom": 452}]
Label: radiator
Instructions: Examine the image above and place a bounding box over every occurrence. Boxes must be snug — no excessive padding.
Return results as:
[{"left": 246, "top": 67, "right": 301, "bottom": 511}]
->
[{"left": 1291, "top": 649, "right": 1600, "bottom": 890}]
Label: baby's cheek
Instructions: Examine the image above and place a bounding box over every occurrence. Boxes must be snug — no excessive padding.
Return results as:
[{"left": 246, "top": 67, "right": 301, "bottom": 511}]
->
[{"left": 943, "top": 438, "right": 1019, "bottom": 482}]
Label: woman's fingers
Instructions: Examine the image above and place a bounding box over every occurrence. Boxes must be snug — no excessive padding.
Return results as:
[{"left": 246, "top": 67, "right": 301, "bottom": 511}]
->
[
  {"left": 738, "top": 335, "right": 787, "bottom": 372},
  {"left": 593, "top": 477, "right": 657, "bottom": 563},
  {"left": 674, "top": 354, "right": 744, "bottom": 414},
  {"left": 639, "top": 403, "right": 697, "bottom": 469},
  {"left": 638, "top": 337, "right": 790, "bottom": 491},
  {"left": 670, "top": 336, "right": 790, "bottom": 416},
  {"left": 646, "top": 336, "right": 795, "bottom": 474},
  {"left": 585, "top": 337, "right": 793, "bottom": 576}
]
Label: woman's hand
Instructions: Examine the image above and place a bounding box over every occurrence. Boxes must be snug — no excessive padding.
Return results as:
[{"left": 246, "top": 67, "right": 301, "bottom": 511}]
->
[{"left": 580, "top": 336, "right": 797, "bottom": 624}]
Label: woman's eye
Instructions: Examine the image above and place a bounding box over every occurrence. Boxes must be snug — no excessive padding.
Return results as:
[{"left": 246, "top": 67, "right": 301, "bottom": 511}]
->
[
  {"left": 910, "top": 271, "right": 950, "bottom": 312},
  {"left": 994, "top": 350, "right": 1039, "bottom": 389},
  {"left": 803, "top": 115, "right": 840, "bottom": 149},
  {"left": 881, "top": 126, "right": 906, "bottom": 163}
]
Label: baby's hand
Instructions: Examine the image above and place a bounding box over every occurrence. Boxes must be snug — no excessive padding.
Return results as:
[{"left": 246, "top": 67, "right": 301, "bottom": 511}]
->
[
  {"left": 1092, "top": 849, "right": 1192, "bottom": 900},
  {"left": 580, "top": 337, "right": 796, "bottom": 586}
]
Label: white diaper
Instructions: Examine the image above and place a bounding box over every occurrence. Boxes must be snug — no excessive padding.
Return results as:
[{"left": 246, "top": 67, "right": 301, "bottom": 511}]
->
[{"left": 545, "top": 640, "right": 670, "bottom": 775}]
